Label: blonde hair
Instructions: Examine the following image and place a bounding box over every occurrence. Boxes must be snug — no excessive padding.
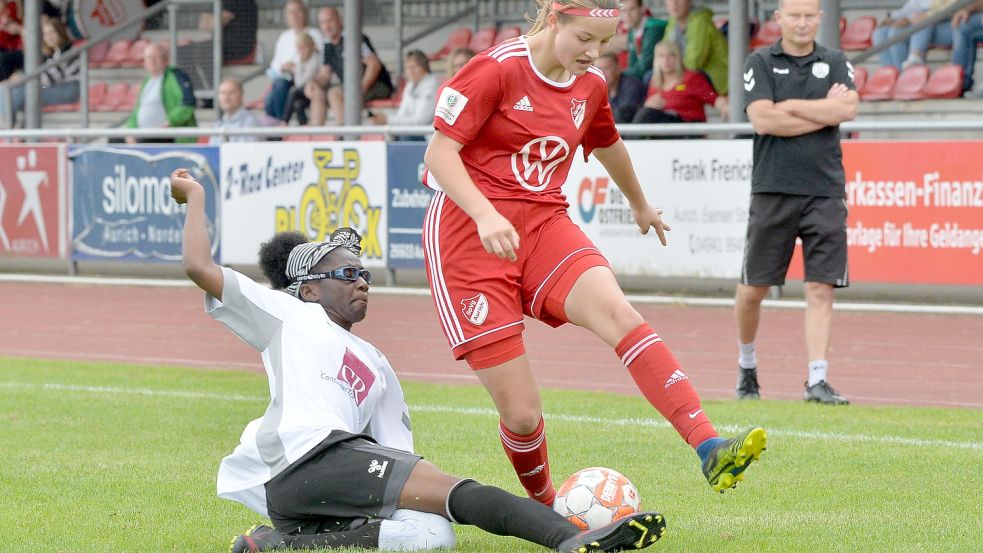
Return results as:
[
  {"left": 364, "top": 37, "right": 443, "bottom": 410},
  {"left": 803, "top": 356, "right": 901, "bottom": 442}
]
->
[
  {"left": 296, "top": 32, "right": 316, "bottom": 51},
  {"left": 650, "top": 40, "right": 684, "bottom": 90},
  {"left": 527, "top": 0, "right": 621, "bottom": 35}
]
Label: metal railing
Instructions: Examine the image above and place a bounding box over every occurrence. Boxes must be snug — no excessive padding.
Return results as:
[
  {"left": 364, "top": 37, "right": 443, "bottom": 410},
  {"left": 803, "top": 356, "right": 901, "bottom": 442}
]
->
[
  {"left": 3, "top": 119, "right": 983, "bottom": 143},
  {"left": 2, "top": 0, "right": 228, "bottom": 130}
]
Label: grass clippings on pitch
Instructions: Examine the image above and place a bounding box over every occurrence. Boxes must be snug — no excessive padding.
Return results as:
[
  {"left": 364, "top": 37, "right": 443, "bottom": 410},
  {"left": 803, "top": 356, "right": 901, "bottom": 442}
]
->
[{"left": 1, "top": 357, "right": 981, "bottom": 552}]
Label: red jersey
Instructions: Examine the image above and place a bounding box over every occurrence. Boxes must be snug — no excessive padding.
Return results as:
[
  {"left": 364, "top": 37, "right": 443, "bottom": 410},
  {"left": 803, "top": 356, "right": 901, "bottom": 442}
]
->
[
  {"left": 645, "top": 70, "right": 718, "bottom": 123},
  {"left": 431, "top": 37, "right": 619, "bottom": 206}
]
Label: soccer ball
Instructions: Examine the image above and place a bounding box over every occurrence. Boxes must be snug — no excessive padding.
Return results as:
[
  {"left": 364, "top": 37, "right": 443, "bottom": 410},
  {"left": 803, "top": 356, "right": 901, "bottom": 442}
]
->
[{"left": 552, "top": 467, "right": 641, "bottom": 530}]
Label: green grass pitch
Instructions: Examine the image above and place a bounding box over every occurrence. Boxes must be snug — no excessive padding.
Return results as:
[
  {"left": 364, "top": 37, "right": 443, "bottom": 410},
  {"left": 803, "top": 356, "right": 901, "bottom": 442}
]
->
[{"left": 1, "top": 357, "right": 981, "bottom": 552}]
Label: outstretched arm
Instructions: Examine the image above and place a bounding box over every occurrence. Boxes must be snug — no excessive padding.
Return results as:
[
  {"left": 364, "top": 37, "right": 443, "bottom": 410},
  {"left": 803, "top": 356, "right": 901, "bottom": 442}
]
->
[
  {"left": 170, "top": 169, "right": 223, "bottom": 299},
  {"left": 592, "top": 139, "right": 670, "bottom": 245}
]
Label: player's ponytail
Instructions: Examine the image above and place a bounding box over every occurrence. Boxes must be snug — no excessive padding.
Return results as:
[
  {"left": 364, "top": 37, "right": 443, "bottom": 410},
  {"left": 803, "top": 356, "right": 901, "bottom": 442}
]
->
[
  {"left": 258, "top": 232, "right": 310, "bottom": 290},
  {"left": 527, "top": 0, "right": 620, "bottom": 35}
]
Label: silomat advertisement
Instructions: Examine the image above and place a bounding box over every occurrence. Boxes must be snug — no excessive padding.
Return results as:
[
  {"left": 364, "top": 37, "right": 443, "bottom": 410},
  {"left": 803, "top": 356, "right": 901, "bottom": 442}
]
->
[
  {"left": 219, "top": 142, "right": 388, "bottom": 268},
  {"left": 70, "top": 146, "right": 221, "bottom": 262}
]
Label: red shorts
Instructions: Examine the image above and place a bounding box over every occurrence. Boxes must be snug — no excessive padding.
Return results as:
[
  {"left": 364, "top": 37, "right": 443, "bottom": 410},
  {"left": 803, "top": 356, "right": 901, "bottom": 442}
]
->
[{"left": 422, "top": 193, "right": 609, "bottom": 363}]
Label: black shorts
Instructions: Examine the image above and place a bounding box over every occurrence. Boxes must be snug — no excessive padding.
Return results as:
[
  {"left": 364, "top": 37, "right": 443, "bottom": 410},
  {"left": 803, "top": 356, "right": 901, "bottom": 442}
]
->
[
  {"left": 741, "top": 193, "right": 849, "bottom": 288},
  {"left": 264, "top": 431, "right": 421, "bottom": 534}
]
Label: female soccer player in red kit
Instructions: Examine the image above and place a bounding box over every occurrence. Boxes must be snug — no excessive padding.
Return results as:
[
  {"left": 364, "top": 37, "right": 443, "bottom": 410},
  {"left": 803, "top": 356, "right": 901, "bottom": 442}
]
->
[{"left": 423, "top": 0, "right": 767, "bottom": 507}]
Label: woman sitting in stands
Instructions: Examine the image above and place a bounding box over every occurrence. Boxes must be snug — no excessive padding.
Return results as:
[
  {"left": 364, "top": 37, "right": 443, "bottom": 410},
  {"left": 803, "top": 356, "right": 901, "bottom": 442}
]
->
[
  {"left": 632, "top": 40, "right": 728, "bottom": 126},
  {"left": 1, "top": 18, "right": 79, "bottom": 128}
]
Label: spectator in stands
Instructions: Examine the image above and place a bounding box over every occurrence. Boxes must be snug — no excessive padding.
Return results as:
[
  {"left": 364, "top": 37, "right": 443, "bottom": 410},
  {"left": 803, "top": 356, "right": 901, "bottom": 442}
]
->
[
  {"left": 0, "top": 0, "right": 23, "bottom": 82},
  {"left": 369, "top": 49, "right": 439, "bottom": 140},
  {"left": 1, "top": 18, "right": 78, "bottom": 127},
  {"left": 594, "top": 52, "right": 646, "bottom": 123},
  {"left": 663, "top": 0, "right": 729, "bottom": 94},
  {"left": 872, "top": 0, "right": 932, "bottom": 68},
  {"left": 873, "top": 0, "right": 958, "bottom": 69},
  {"left": 210, "top": 77, "right": 259, "bottom": 144},
  {"left": 446, "top": 46, "right": 476, "bottom": 80},
  {"left": 951, "top": 0, "right": 983, "bottom": 96},
  {"left": 621, "top": 0, "right": 666, "bottom": 83},
  {"left": 264, "top": 0, "right": 323, "bottom": 121},
  {"left": 177, "top": 0, "right": 259, "bottom": 91},
  {"left": 632, "top": 40, "right": 728, "bottom": 127},
  {"left": 305, "top": 6, "right": 393, "bottom": 126},
  {"left": 282, "top": 32, "right": 322, "bottom": 125},
  {"left": 124, "top": 43, "right": 197, "bottom": 144}
]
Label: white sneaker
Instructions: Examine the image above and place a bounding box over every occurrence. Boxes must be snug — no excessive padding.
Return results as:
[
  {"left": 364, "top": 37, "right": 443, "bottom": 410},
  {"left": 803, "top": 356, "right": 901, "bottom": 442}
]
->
[
  {"left": 963, "top": 86, "right": 983, "bottom": 99},
  {"left": 901, "top": 54, "right": 925, "bottom": 70}
]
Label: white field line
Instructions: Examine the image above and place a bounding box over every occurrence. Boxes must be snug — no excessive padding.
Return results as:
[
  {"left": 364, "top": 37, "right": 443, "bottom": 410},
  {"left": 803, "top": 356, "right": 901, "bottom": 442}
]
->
[
  {"left": 2, "top": 381, "right": 981, "bottom": 452},
  {"left": 1, "top": 273, "right": 981, "bottom": 315}
]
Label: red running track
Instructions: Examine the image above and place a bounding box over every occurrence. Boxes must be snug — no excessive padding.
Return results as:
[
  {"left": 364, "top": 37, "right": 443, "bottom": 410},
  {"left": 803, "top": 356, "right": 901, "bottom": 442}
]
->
[{"left": 1, "top": 281, "right": 981, "bottom": 409}]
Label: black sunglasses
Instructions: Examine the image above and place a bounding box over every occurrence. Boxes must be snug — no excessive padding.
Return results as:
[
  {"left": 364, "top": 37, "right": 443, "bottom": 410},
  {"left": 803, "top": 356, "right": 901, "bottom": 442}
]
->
[{"left": 295, "top": 266, "right": 372, "bottom": 285}]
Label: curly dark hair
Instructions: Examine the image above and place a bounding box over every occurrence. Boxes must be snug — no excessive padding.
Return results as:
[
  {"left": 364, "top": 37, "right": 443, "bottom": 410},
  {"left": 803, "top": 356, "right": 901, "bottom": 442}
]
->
[{"left": 258, "top": 231, "right": 309, "bottom": 290}]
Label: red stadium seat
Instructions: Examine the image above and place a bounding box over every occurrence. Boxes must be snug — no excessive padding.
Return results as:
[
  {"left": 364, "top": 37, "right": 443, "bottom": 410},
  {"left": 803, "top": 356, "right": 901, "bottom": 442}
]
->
[
  {"left": 852, "top": 65, "right": 868, "bottom": 92},
  {"left": 86, "top": 82, "right": 108, "bottom": 110},
  {"left": 284, "top": 134, "right": 313, "bottom": 142},
  {"left": 494, "top": 25, "right": 521, "bottom": 45},
  {"left": 360, "top": 133, "right": 386, "bottom": 141},
  {"left": 859, "top": 66, "right": 898, "bottom": 100},
  {"left": 840, "top": 16, "right": 876, "bottom": 51},
  {"left": 430, "top": 27, "right": 472, "bottom": 60},
  {"left": 891, "top": 64, "right": 929, "bottom": 100},
  {"left": 99, "top": 39, "right": 132, "bottom": 68},
  {"left": 118, "top": 82, "right": 142, "bottom": 111},
  {"left": 920, "top": 64, "right": 964, "bottom": 99},
  {"left": 123, "top": 39, "right": 150, "bottom": 67},
  {"left": 86, "top": 40, "right": 111, "bottom": 67},
  {"left": 750, "top": 19, "right": 781, "bottom": 49},
  {"left": 468, "top": 27, "right": 497, "bottom": 52},
  {"left": 366, "top": 79, "right": 405, "bottom": 109},
  {"left": 94, "top": 82, "right": 129, "bottom": 111}
]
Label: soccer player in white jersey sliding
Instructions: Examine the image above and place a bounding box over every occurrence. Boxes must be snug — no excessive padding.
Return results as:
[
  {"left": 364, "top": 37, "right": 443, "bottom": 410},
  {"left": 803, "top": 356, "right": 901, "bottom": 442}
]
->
[
  {"left": 169, "top": 168, "right": 667, "bottom": 553},
  {"left": 422, "top": 0, "right": 767, "bottom": 506}
]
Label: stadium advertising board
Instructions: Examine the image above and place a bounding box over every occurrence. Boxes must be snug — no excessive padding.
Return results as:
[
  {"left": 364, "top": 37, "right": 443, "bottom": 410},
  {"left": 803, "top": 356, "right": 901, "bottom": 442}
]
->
[
  {"left": 220, "top": 142, "right": 388, "bottom": 267},
  {"left": 386, "top": 143, "right": 433, "bottom": 269},
  {"left": 0, "top": 145, "right": 67, "bottom": 259},
  {"left": 563, "top": 140, "right": 752, "bottom": 278},
  {"left": 70, "top": 146, "right": 221, "bottom": 262},
  {"left": 785, "top": 141, "right": 983, "bottom": 286}
]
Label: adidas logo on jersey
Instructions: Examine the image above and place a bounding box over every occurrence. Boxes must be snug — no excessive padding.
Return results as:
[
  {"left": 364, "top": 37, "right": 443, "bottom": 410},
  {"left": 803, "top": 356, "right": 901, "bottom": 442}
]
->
[
  {"left": 664, "top": 369, "right": 689, "bottom": 388},
  {"left": 513, "top": 96, "right": 534, "bottom": 112}
]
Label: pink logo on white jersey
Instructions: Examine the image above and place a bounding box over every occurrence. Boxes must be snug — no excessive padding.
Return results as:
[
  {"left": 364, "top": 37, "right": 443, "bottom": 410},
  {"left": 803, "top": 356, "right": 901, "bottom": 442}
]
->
[
  {"left": 510, "top": 136, "right": 570, "bottom": 192},
  {"left": 460, "top": 293, "right": 489, "bottom": 325},
  {"left": 338, "top": 348, "right": 375, "bottom": 405},
  {"left": 570, "top": 99, "right": 586, "bottom": 129}
]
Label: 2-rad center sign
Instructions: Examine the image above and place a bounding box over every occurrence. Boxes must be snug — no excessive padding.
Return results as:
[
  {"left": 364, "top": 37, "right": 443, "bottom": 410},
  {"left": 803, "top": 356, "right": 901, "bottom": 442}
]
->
[
  {"left": 70, "top": 146, "right": 221, "bottom": 262},
  {"left": 219, "top": 142, "right": 388, "bottom": 267}
]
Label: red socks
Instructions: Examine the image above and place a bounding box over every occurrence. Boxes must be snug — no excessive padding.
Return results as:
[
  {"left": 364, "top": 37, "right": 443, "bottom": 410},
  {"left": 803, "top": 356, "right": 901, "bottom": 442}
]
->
[
  {"left": 615, "top": 323, "right": 718, "bottom": 448},
  {"left": 499, "top": 418, "right": 556, "bottom": 506}
]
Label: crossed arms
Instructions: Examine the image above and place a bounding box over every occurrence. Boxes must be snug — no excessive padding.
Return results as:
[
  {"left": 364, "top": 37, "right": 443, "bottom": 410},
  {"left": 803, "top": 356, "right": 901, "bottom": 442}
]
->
[{"left": 747, "top": 83, "right": 858, "bottom": 137}]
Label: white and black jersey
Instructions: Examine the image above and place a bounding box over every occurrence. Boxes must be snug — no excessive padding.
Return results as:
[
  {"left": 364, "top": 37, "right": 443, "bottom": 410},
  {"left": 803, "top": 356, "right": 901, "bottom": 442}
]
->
[
  {"left": 205, "top": 267, "right": 413, "bottom": 517},
  {"left": 743, "top": 41, "right": 856, "bottom": 198}
]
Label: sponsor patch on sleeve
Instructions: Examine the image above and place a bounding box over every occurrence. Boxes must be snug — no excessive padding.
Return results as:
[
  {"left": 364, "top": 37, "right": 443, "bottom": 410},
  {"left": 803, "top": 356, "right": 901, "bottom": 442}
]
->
[{"left": 435, "top": 86, "right": 469, "bottom": 126}]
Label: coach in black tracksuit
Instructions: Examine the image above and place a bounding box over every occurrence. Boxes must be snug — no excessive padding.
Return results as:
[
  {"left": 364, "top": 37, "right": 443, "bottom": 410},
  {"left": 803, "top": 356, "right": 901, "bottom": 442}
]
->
[{"left": 734, "top": 0, "right": 858, "bottom": 406}]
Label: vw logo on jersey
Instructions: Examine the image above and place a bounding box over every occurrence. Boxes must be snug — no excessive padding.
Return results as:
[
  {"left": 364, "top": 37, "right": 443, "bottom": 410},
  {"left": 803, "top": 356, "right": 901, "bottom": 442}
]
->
[
  {"left": 510, "top": 136, "right": 570, "bottom": 192},
  {"left": 812, "top": 62, "right": 830, "bottom": 79}
]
